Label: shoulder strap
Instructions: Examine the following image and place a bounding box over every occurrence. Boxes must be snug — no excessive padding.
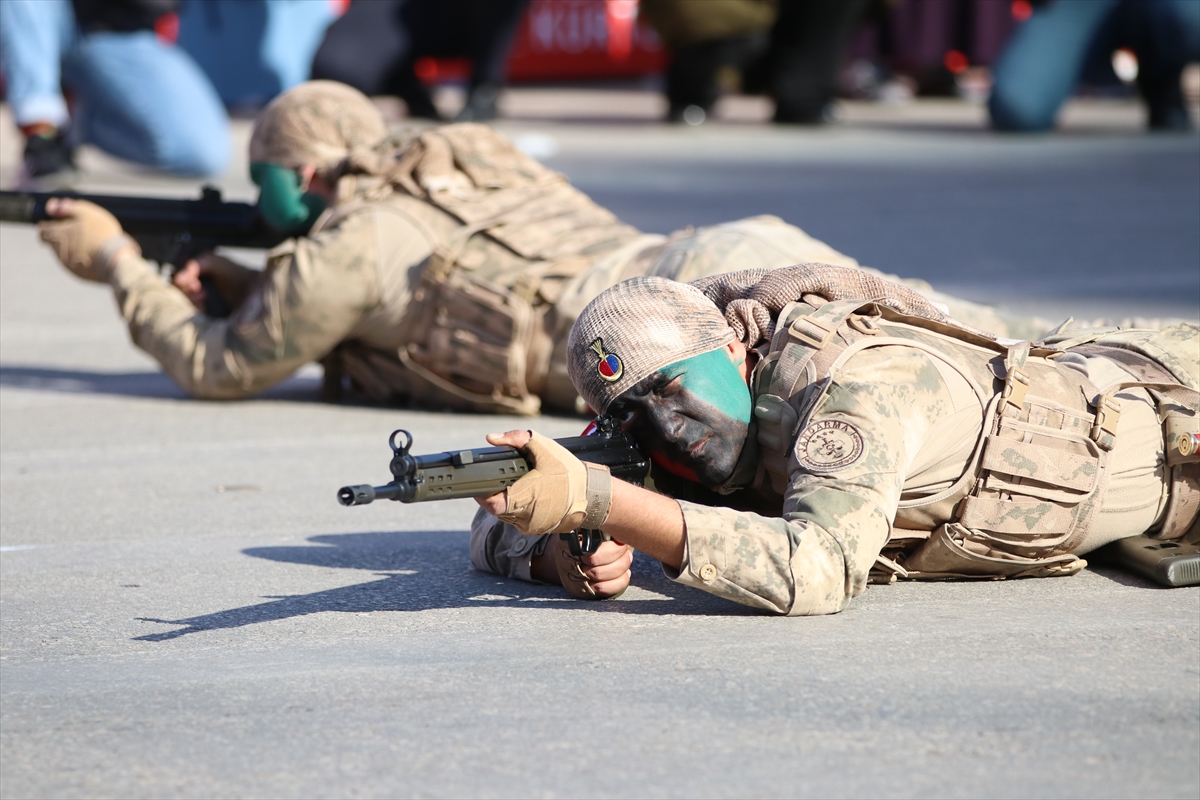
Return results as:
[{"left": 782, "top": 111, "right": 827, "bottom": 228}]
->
[{"left": 760, "top": 299, "right": 873, "bottom": 401}]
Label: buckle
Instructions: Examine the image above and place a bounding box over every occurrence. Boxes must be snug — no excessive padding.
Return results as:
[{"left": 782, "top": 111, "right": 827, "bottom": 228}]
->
[
  {"left": 1001, "top": 366, "right": 1030, "bottom": 414},
  {"left": 1090, "top": 396, "right": 1121, "bottom": 445},
  {"left": 847, "top": 314, "right": 882, "bottom": 336},
  {"left": 788, "top": 315, "right": 839, "bottom": 350}
]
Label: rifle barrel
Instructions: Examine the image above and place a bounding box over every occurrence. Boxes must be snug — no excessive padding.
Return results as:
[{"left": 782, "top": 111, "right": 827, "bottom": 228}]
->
[{"left": 338, "top": 483, "right": 408, "bottom": 506}]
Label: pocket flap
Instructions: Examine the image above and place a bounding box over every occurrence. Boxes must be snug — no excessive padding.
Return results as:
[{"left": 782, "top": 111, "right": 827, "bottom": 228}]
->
[
  {"left": 959, "top": 496, "right": 1074, "bottom": 535},
  {"left": 981, "top": 435, "right": 1098, "bottom": 492}
]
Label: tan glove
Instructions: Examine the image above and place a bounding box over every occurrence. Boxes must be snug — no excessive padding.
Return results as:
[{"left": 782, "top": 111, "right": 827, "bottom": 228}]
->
[
  {"left": 498, "top": 431, "right": 613, "bottom": 536},
  {"left": 38, "top": 199, "right": 136, "bottom": 282}
]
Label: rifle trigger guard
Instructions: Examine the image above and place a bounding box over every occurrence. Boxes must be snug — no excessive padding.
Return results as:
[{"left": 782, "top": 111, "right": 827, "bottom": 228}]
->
[
  {"left": 389, "top": 429, "right": 413, "bottom": 455},
  {"left": 561, "top": 529, "right": 604, "bottom": 557}
]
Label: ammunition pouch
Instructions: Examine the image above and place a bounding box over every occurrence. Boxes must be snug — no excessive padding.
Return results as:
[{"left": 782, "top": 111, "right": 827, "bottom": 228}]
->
[{"left": 398, "top": 251, "right": 544, "bottom": 415}]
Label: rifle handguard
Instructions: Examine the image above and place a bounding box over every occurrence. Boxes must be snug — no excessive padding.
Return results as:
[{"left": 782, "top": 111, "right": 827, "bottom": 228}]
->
[{"left": 337, "top": 416, "right": 646, "bottom": 554}]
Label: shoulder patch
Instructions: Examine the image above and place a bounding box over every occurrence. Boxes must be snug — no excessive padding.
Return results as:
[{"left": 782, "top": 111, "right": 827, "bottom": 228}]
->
[{"left": 795, "top": 419, "right": 866, "bottom": 472}]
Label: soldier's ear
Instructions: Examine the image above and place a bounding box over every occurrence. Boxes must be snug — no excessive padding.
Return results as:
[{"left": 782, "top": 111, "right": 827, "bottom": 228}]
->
[{"left": 295, "top": 165, "right": 317, "bottom": 192}]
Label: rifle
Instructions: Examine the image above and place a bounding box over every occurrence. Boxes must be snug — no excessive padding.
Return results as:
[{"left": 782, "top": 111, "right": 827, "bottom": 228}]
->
[
  {"left": 0, "top": 186, "right": 287, "bottom": 318},
  {"left": 338, "top": 415, "right": 649, "bottom": 555}
]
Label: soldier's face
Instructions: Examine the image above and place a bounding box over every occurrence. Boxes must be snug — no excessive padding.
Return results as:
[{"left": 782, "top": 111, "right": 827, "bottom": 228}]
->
[{"left": 608, "top": 346, "right": 751, "bottom": 487}]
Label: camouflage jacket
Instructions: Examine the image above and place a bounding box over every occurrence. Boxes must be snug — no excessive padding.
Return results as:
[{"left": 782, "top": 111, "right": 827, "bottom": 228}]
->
[
  {"left": 668, "top": 312, "right": 1197, "bottom": 615},
  {"left": 105, "top": 191, "right": 457, "bottom": 399},
  {"left": 471, "top": 316, "right": 1196, "bottom": 615}
]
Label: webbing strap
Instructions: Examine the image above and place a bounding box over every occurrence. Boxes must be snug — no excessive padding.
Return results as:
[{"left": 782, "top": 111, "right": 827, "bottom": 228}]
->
[
  {"left": 1090, "top": 380, "right": 1199, "bottom": 452},
  {"left": 764, "top": 299, "right": 867, "bottom": 401},
  {"left": 1000, "top": 341, "right": 1031, "bottom": 417}
]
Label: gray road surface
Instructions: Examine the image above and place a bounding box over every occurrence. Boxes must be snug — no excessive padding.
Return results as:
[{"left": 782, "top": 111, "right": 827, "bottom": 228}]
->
[{"left": 1, "top": 97, "right": 1198, "bottom": 799}]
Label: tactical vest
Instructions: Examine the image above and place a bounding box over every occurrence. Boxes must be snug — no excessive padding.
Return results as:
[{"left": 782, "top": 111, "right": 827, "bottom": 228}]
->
[
  {"left": 327, "top": 124, "right": 642, "bottom": 415},
  {"left": 750, "top": 298, "right": 1200, "bottom": 583}
]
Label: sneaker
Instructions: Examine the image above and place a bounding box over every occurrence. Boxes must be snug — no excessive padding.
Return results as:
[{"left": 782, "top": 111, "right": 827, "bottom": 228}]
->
[{"left": 20, "top": 125, "right": 78, "bottom": 188}]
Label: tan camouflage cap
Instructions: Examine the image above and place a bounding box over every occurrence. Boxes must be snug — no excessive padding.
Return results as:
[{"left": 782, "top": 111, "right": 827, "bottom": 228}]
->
[
  {"left": 567, "top": 276, "right": 735, "bottom": 413},
  {"left": 249, "top": 81, "right": 386, "bottom": 170}
]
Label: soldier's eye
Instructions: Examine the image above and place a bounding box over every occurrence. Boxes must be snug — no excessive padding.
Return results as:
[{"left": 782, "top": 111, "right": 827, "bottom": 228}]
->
[{"left": 656, "top": 376, "right": 683, "bottom": 396}]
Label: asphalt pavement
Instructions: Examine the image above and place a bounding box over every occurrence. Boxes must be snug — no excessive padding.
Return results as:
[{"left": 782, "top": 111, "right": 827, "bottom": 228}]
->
[{"left": 1, "top": 92, "right": 1198, "bottom": 799}]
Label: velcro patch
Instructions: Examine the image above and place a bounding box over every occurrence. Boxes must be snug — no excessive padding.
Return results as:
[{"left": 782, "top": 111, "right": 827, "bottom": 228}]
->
[{"left": 795, "top": 419, "right": 866, "bottom": 472}]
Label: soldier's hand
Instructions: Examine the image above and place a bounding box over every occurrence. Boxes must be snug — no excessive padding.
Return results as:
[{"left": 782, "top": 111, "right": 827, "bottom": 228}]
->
[
  {"left": 172, "top": 252, "right": 259, "bottom": 311},
  {"left": 38, "top": 198, "right": 136, "bottom": 282},
  {"left": 553, "top": 536, "right": 633, "bottom": 600},
  {"left": 172, "top": 258, "right": 208, "bottom": 308},
  {"left": 477, "top": 429, "right": 612, "bottom": 536}
]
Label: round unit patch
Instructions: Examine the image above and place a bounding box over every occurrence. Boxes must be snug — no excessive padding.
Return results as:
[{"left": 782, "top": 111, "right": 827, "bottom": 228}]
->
[
  {"left": 589, "top": 337, "right": 623, "bottom": 383},
  {"left": 795, "top": 419, "right": 865, "bottom": 472}
]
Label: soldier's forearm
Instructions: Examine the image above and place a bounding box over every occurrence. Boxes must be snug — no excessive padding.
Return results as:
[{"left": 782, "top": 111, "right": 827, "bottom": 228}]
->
[
  {"left": 597, "top": 480, "right": 686, "bottom": 569},
  {"left": 106, "top": 252, "right": 289, "bottom": 399},
  {"left": 108, "top": 251, "right": 203, "bottom": 349}
]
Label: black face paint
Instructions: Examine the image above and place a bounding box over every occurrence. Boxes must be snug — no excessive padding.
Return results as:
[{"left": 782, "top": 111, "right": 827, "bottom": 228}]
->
[{"left": 608, "top": 350, "right": 751, "bottom": 488}]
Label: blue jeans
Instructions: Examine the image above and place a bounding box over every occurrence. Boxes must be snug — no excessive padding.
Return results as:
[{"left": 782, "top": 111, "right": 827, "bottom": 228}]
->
[
  {"left": 0, "top": 0, "right": 229, "bottom": 175},
  {"left": 177, "top": 0, "right": 339, "bottom": 109},
  {"left": 989, "top": 0, "right": 1200, "bottom": 131}
]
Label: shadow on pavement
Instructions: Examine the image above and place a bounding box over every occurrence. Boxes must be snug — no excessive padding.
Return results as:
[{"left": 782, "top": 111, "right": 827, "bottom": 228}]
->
[
  {"left": 0, "top": 365, "right": 323, "bottom": 402},
  {"left": 0, "top": 365, "right": 187, "bottom": 398},
  {"left": 133, "top": 531, "right": 754, "bottom": 641}
]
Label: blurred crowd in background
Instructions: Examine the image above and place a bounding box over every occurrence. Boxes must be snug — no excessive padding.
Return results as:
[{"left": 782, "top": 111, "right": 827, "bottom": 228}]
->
[{"left": 1, "top": 0, "right": 1198, "bottom": 184}]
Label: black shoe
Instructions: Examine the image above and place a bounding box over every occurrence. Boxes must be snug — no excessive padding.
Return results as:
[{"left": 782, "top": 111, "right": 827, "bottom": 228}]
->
[
  {"left": 455, "top": 83, "right": 500, "bottom": 122},
  {"left": 1147, "top": 96, "right": 1193, "bottom": 131},
  {"left": 22, "top": 129, "right": 76, "bottom": 182},
  {"left": 1141, "top": 72, "right": 1193, "bottom": 132}
]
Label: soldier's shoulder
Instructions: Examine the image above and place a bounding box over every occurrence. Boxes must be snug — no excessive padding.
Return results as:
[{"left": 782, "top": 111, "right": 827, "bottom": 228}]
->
[
  {"left": 806, "top": 343, "right": 961, "bottom": 422},
  {"left": 831, "top": 343, "right": 947, "bottom": 391}
]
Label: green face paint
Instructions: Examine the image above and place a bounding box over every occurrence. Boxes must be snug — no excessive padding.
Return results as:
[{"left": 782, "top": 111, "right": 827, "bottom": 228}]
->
[
  {"left": 660, "top": 346, "right": 751, "bottom": 425},
  {"left": 250, "top": 161, "right": 326, "bottom": 235}
]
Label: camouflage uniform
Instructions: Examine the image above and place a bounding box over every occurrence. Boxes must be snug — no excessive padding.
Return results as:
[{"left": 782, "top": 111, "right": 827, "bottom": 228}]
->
[
  {"left": 472, "top": 268, "right": 1199, "bottom": 612},
  {"left": 102, "top": 122, "right": 1009, "bottom": 412},
  {"left": 106, "top": 190, "right": 451, "bottom": 399}
]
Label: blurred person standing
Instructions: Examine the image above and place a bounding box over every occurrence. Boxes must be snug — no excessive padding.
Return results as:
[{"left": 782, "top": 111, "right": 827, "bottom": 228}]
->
[
  {"left": 989, "top": 0, "right": 1200, "bottom": 131},
  {"left": 639, "top": 0, "right": 777, "bottom": 122},
  {"left": 767, "top": 0, "right": 871, "bottom": 122},
  {"left": 311, "top": 0, "right": 529, "bottom": 121},
  {"left": 641, "top": 0, "right": 870, "bottom": 124},
  {"left": 0, "top": 0, "right": 230, "bottom": 183}
]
